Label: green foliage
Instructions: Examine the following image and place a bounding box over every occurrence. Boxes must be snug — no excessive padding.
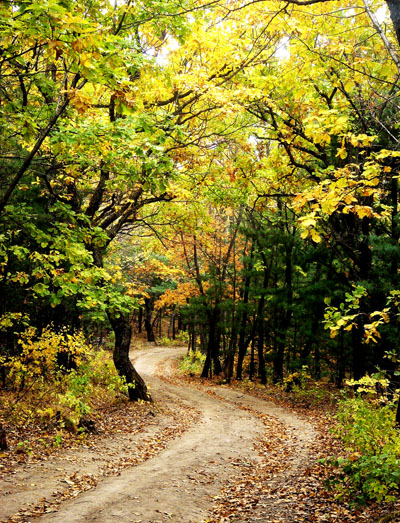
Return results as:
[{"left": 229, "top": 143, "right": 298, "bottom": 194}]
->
[
  {"left": 159, "top": 336, "right": 173, "bottom": 346},
  {"left": 179, "top": 350, "right": 206, "bottom": 375},
  {"left": 159, "top": 331, "right": 189, "bottom": 347},
  {"left": 175, "top": 331, "right": 190, "bottom": 344},
  {"left": 323, "top": 286, "right": 367, "bottom": 339},
  {"left": 327, "top": 381, "right": 400, "bottom": 504}
]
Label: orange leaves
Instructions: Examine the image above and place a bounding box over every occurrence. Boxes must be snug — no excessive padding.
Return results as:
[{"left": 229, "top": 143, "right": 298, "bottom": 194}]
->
[{"left": 155, "top": 282, "right": 198, "bottom": 311}]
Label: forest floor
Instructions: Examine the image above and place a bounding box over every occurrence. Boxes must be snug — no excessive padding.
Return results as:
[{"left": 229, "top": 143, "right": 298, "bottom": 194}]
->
[{"left": 1, "top": 344, "right": 399, "bottom": 523}]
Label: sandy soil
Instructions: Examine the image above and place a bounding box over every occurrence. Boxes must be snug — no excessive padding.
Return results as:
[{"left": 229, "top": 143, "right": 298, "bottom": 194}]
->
[{"left": 1, "top": 346, "right": 315, "bottom": 523}]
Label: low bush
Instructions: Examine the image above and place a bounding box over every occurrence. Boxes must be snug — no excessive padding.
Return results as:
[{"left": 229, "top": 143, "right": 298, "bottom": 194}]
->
[
  {"left": 282, "top": 366, "right": 334, "bottom": 407},
  {"left": 158, "top": 330, "right": 190, "bottom": 347},
  {"left": 0, "top": 325, "right": 128, "bottom": 432},
  {"left": 326, "top": 375, "right": 400, "bottom": 504},
  {"left": 178, "top": 349, "right": 205, "bottom": 375}
]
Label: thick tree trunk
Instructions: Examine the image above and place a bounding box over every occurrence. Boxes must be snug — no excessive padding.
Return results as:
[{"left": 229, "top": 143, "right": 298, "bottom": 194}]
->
[
  {"left": 168, "top": 306, "right": 176, "bottom": 339},
  {"left": 0, "top": 424, "right": 7, "bottom": 451},
  {"left": 108, "top": 314, "right": 151, "bottom": 402},
  {"left": 202, "top": 351, "right": 212, "bottom": 378}
]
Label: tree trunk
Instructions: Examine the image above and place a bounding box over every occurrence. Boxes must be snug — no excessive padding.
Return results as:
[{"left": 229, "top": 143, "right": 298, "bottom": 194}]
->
[
  {"left": 257, "top": 325, "right": 267, "bottom": 384},
  {"left": 201, "top": 306, "right": 222, "bottom": 377},
  {"left": 108, "top": 314, "right": 151, "bottom": 402},
  {"left": 236, "top": 277, "right": 251, "bottom": 379},
  {"left": 168, "top": 306, "right": 176, "bottom": 339},
  {"left": 137, "top": 307, "right": 143, "bottom": 333},
  {"left": 352, "top": 319, "right": 366, "bottom": 380},
  {"left": 0, "top": 424, "right": 7, "bottom": 451},
  {"left": 249, "top": 337, "right": 255, "bottom": 381},
  {"left": 224, "top": 334, "right": 236, "bottom": 382},
  {"left": 144, "top": 298, "right": 156, "bottom": 342},
  {"left": 386, "top": 0, "right": 400, "bottom": 48},
  {"left": 273, "top": 340, "right": 285, "bottom": 383}
]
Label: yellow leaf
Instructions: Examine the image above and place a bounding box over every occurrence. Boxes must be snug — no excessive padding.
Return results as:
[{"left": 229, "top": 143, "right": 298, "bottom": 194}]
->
[
  {"left": 336, "top": 148, "right": 348, "bottom": 160},
  {"left": 361, "top": 188, "right": 374, "bottom": 197},
  {"left": 301, "top": 230, "right": 309, "bottom": 239},
  {"left": 48, "top": 40, "right": 61, "bottom": 50},
  {"left": 344, "top": 193, "right": 356, "bottom": 205},
  {"left": 350, "top": 135, "right": 359, "bottom": 147},
  {"left": 336, "top": 177, "right": 348, "bottom": 189},
  {"left": 356, "top": 206, "right": 373, "bottom": 219},
  {"left": 310, "top": 229, "right": 321, "bottom": 243},
  {"left": 364, "top": 177, "right": 379, "bottom": 187},
  {"left": 300, "top": 217, "right": 316, "bottom": 228},
  {"left": 71, "top": 40, "right": 84, "bottom": 53}
]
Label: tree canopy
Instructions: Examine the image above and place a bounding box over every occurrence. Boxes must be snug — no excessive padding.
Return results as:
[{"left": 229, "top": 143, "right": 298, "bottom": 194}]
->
[{"left": 1, "top": 0, "right": 400, "bottom": 401}]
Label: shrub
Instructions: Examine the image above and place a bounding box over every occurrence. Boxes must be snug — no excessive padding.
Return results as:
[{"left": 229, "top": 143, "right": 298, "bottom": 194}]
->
[
  {"left": 282, "top": 366, "right": 333, "bottom": 406},
  {"left": 1, "top": 326, "right": 128, "bottom": 428},
  {"left": 326, "top": 376, "right": 400, "bottom": 504},
  {"left": 158, "top": 331, "right": 190, "bottom": 347},
  {"left": 179, "top": 350, "right": 205, "bottom": 375}
]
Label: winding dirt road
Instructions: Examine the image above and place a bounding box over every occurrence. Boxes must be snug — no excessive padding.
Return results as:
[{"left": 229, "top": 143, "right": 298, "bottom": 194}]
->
[{"left": 1, "top": 346, "right": 315, "bottom": 523}]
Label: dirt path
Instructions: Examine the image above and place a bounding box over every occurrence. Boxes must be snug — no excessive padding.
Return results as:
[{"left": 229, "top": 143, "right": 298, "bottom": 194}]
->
[{"left": 1, "top": 346, "right": 315, "bottom": 523}]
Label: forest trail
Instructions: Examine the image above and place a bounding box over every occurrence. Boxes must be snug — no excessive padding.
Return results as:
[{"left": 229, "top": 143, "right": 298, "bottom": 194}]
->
[{"left": 1, "top": 346, "right": 315, "bottom": 523}]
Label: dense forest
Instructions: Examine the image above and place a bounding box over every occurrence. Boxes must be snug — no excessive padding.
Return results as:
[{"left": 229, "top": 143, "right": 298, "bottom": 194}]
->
[{"left": 2, "top": 0, "right": 400, "bottom": 516}]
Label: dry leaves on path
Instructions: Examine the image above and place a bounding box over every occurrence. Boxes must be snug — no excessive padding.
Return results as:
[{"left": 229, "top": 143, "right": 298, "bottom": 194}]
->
[{"left": 1, "top": 393, "right": 199, "bottom": 523}]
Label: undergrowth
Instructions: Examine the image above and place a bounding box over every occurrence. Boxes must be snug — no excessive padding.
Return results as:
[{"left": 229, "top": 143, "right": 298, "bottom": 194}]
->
[
  {"left": 176, "top": 347, "right": 400, "bottom": 506},
  {"left": 325, "top": 375, "right": 400, "bottom": 504},
  {"left": 178, "top": 349, "right": 205, "bottom": 375},
  {"left": 158, "top": 331, "right": 190, "bottom": 347},
  {"left": 0, "top": 325, "right": 129, "bottom": 448}
]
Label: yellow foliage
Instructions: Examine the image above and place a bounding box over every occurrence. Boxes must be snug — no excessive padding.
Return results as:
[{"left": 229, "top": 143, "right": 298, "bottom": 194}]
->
[{"left": 6, "top": 326, "right": 90, "bottom": 387}]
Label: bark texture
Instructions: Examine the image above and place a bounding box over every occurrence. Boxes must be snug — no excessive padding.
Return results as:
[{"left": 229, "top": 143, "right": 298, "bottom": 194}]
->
[{"left": 108, "top": 314, "right": 151, "bottom": 402}]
